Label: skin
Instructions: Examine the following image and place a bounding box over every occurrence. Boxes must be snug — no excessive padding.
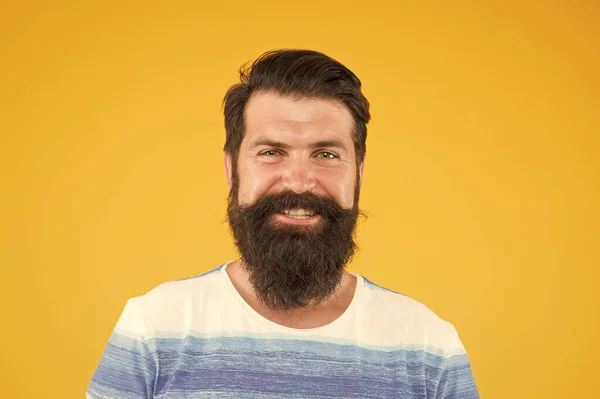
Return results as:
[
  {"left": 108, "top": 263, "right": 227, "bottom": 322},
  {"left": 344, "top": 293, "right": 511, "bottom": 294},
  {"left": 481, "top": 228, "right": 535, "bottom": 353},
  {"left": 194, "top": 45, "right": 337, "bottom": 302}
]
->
[{"left": 224, "top": 91, "right": 365, "bottom": 328}]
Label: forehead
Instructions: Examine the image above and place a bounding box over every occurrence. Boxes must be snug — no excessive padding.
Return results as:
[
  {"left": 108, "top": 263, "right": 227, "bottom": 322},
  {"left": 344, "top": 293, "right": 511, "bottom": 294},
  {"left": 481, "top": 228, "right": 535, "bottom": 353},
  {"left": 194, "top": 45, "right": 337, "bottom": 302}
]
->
[{"left": 243, "top": 91, "right": 354, "bottom": 143}]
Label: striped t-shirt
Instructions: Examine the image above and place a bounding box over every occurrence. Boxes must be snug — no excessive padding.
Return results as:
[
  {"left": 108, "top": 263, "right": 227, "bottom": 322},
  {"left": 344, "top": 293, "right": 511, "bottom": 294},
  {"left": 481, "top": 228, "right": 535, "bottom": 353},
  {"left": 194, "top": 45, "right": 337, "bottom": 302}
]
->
[{"left": 87, "top": 263, "right": 479, "bottom": 398}]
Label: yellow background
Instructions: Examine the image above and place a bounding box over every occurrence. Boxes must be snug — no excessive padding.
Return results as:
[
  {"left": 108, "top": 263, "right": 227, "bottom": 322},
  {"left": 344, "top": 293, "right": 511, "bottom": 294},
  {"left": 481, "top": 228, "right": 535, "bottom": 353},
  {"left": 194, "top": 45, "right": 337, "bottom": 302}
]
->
[{"left": 1, "top": 1, "right": 598, "bottom": 398}]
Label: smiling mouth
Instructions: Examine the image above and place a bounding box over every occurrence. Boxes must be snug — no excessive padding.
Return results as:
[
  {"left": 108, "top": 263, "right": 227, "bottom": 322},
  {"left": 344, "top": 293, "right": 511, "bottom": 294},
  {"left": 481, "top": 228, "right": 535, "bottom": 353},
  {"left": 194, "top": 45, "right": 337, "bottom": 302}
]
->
[{"left": 280, "top": 208, "right": 316, "bottom": 220}]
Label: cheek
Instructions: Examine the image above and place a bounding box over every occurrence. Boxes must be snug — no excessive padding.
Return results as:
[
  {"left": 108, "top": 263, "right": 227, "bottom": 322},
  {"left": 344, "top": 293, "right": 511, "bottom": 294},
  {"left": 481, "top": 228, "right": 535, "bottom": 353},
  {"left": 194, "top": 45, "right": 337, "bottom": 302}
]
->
[
  {"left": 320, "top": 170, "right": 357, "bottom": 209},
  {"left": 236, "top": 165, "right": 278, "bottom": 205}
]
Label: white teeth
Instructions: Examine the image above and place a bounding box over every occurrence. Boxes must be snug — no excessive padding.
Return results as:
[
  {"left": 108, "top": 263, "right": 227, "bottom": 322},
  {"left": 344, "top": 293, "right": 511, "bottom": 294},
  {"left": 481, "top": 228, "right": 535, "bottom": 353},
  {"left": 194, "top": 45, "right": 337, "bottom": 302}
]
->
[
  {"left": 283, "top": 208, "right": 315, "bottom": 217},
  {"left": 287, "top": 214, "right": 310, "bottom": 219}
]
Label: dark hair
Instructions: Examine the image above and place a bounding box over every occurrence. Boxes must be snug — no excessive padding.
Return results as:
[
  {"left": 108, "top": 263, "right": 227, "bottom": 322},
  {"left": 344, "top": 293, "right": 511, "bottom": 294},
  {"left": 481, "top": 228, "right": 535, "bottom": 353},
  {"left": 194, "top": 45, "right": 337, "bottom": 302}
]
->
[{"left": 223, "top": 49, "right": 370, "bottom": 172}]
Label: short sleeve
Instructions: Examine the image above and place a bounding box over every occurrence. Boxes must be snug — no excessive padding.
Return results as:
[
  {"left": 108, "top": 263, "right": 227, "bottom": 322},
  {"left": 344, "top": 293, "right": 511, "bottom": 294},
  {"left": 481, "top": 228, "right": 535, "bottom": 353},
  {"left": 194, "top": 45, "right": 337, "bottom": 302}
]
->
[
  {"left": 435, "top": 323, "right": 480, "bottom": 399},
  {"left": 87, "top": 298, "right": 157, "bottom": 399}
]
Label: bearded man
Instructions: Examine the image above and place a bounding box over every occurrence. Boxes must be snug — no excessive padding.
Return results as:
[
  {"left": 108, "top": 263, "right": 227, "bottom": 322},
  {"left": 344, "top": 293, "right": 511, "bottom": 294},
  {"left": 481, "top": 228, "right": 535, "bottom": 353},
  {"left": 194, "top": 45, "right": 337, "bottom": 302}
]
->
[{"left": 88, "top": 49, "right": 480, "bottom": 399}]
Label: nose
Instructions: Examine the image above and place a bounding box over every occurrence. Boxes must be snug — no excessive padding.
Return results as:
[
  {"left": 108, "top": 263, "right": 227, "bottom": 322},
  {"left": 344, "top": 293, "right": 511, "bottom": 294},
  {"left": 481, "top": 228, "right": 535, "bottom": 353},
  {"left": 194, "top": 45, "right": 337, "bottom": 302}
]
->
[{"left": 281, "top": 158, "right": 316, "bottom": 194}]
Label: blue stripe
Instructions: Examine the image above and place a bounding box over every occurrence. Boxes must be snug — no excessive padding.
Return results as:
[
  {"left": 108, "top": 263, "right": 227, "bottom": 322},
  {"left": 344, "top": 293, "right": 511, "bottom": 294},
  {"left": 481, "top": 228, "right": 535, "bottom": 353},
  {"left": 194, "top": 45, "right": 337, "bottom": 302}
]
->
[
  {"left": 178, "top": 264, "right": 225, "bottom": 281},
  {"left": 88, "top": 333, "right": 155, "bottom": 398},
  {"left": 362, "top": 276, "right": 407, "bottom": 296},
  {"left": 144, "top": 331, "right": 455, "bottom": 357},
  {"left": 91, "top": 334, "right": 477, "bottom": 398}
]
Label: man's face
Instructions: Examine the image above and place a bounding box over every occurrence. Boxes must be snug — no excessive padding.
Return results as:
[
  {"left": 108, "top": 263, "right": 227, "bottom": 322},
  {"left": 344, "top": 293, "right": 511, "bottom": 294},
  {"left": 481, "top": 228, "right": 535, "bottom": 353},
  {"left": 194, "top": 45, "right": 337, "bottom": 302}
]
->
[
  {"left": 227, "top": 91, "right": 363, "bottom": 212},
  {"left": 225, "top": 91, "right": 364, "bottom": 310}
]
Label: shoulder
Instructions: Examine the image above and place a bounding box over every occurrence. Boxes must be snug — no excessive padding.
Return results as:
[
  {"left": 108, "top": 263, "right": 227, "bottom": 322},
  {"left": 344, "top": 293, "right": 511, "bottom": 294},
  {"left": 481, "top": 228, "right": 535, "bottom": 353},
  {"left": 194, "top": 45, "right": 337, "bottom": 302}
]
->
[
  {"left": 358, "top": 276, "right": 464, "bottom": 355},
  {"left": 113, "top": 264, "right": 229, "bottom": 338},
  {"left": 139, "top": 264, "right": 225, "bottom": 306}
]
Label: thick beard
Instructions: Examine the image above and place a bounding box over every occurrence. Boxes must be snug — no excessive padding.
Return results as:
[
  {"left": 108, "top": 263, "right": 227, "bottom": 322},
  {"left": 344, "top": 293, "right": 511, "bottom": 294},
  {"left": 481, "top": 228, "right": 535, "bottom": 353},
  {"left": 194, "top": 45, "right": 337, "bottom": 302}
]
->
[{"left": 227, "top": 187, "right": 360, "bottom": 311}]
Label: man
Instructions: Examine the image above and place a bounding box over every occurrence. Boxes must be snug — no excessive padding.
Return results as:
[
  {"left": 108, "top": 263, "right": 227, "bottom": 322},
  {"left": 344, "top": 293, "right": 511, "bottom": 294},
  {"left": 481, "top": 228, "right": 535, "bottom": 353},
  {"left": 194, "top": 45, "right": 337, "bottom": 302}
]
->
[{"left": 87, "top": 49, "right": 480, "bottom": 398}]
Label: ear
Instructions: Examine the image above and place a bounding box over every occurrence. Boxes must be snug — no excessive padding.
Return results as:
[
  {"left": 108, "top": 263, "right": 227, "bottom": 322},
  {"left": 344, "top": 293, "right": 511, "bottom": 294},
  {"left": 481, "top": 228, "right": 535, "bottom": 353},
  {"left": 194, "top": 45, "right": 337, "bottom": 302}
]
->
[
  {"left": 358, "top": 160, "right": 365, "bottom": 187},
  {"left": 224, "top": 152, "right": 233, "bottom": 189}
]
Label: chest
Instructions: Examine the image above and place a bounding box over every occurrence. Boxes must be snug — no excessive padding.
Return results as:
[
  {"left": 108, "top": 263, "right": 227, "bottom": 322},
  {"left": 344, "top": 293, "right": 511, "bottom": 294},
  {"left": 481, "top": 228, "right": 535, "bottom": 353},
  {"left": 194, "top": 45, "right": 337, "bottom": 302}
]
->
[{"left": 153, "top": 336, "right": 435, "bottom": 399}]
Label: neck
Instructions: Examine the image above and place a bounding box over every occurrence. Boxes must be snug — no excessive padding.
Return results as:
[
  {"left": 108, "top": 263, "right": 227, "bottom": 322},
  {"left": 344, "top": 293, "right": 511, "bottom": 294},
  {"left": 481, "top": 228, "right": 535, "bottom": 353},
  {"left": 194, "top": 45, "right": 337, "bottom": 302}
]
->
[{"left": 226, "top": 259, "right": 357, "bottom": 329}]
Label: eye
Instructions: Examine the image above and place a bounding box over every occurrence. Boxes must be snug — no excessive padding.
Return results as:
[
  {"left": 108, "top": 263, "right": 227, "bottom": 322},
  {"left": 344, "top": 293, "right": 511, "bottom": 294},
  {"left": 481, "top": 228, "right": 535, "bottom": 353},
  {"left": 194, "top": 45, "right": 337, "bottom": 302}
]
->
[
  {"left": 317, "top": 151, "right": 338, "bottom": 159},
  {"left": 260, "top": 149, "right": 282, "bottom": 157}
]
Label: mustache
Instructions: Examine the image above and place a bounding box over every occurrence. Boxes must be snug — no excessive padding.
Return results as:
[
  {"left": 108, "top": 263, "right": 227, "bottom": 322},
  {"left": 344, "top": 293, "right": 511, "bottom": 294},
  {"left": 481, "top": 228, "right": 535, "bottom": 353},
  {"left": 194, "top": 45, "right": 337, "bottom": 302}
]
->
[{"left": 239, "top": 191, "right": 349, "bottom": 221}]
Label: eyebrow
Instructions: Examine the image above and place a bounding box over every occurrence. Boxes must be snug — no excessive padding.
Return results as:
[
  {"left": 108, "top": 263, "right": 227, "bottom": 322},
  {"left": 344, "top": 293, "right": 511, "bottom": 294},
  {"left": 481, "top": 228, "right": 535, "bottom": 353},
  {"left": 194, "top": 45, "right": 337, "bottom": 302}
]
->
[{"left": 248, "top": 138, "right": 350, "bottom": 153}]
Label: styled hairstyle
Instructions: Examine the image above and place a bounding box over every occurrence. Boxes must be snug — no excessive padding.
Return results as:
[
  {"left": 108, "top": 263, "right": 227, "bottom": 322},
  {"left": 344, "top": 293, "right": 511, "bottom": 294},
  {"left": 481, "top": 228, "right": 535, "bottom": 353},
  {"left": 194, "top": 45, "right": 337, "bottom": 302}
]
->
[{"left": 223, "top": 49, "right": 371, "bottom": 172}]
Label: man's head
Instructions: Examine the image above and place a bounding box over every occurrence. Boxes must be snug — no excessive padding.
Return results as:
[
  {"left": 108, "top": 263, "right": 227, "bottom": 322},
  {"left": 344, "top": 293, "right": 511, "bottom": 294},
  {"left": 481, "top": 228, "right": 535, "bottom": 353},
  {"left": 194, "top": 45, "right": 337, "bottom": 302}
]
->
[{"left": 223, "top": 49, "right": 371, "bottom": 310}]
